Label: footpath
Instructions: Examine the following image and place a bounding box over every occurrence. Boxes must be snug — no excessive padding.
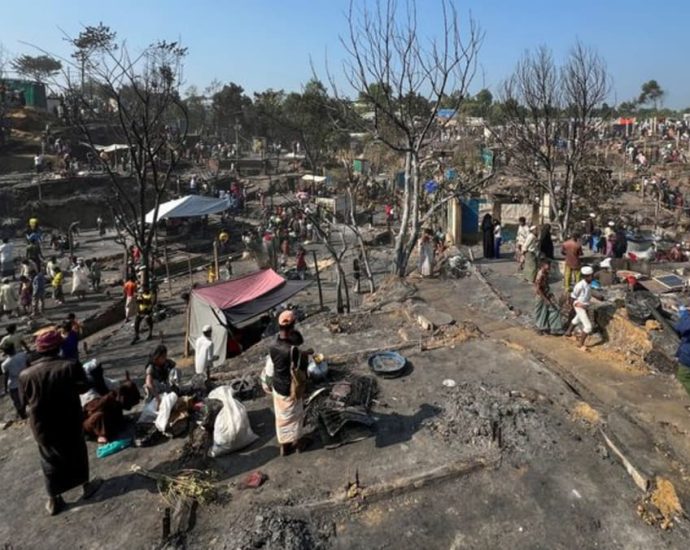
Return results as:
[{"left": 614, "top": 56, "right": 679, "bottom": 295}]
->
[{"left": 415, "top": 257, "right": 690, "bottom": 515}]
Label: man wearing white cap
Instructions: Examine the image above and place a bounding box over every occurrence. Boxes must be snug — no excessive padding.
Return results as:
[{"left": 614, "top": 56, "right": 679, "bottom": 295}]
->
[
  {"left": 194, "top": 325, "right": 215, "bottom": 379},
  {"left": 566, "top": 266, "right": 594, "bottom": 350}
]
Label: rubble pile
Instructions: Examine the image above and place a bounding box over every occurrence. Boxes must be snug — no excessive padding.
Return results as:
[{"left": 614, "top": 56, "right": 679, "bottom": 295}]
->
[
  {"left": 231, "top": 511, "right": 332, "bottom": 550},
  {"left": 424, "top": 383, "right": 561, "bottom": 458}
]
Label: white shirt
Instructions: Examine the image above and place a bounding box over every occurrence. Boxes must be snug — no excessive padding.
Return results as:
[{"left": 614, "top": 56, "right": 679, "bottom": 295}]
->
[
  {"left": 0, "top": 242, "right": 13, "bottom": 264},
  {"left": 516, "top": 224, "right": 530, "bottom": 246},
  {"left": 571, "top": 279, "right": 592, "bottom": 307},
  {"left": 523, "top": 232, "right": 538, "bottom": 253},
  {"left": 1, "top": 352, "right": 28, "bottom": 390},
  {"left": 494, "top": 224, "right": 502, "bottom": 239},
  {"left": 194, "top": 335, "right": 214, "bottom": 375}
]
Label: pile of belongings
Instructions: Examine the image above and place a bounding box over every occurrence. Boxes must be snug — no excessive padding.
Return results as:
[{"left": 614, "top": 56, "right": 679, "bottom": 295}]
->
[{"left": 305, "top": 374, "right": 378, "bottom": 449}]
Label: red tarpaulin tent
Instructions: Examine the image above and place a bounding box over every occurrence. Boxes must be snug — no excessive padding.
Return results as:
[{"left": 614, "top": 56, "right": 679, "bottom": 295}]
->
[{"left": 188, "top": 269, "right": 310, "bottom": 361}]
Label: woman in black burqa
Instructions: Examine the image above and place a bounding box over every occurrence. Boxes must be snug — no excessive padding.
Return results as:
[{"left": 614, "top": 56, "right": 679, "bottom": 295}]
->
[{"left": 481, "top": 213, "right": 494, "bottom": 259}]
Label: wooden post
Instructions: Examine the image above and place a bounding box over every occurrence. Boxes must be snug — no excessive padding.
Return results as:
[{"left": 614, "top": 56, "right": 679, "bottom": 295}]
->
[
  {"left": 163, "top": 244, "right": 173, "bottom": 298},
  {"left": 213, "top": 240, "right": 220, "bottom": 282},
  {"left": 312, "top": 250, "right": 324, "bottom": 309},
  {"left": 183, "top": 299, "right": 191, "bottom": 357},
  {"left": 187, "top": 254, "right": 193, "bottom": 287}
]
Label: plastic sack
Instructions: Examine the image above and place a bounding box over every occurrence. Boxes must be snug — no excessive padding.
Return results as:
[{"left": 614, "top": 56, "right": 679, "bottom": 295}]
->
[
  {"left": 137, "top": 399, "right": 158, "bottom": 424},
  {"left": 208, "top": 385, "right": 258, "bottom": 457},
  {"left": 154, "top": 392, "right": 178, "bottom": 433},
  {"left": 260, "top": 355, "right": 274, "bottom": 394}
]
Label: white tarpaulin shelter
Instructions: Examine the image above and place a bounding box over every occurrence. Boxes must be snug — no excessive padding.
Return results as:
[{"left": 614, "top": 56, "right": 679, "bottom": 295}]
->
[
  {"left": 145, "top": 195, "right": 230, "bottom": 224},
  {"left": 82, "top": 143, "right": 131, "bottom": 153},
  {"left": 301, "top": 174, "right": 327, "bottom": 183}
]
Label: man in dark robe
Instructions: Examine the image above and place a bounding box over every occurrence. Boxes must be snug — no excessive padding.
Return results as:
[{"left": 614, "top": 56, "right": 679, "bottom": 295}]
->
[
  {"left": 481, "top": 213, "right": 494, "bottom": 259},
  {"left": 19, "top": 329, "right": 101, "bottom": 515}
]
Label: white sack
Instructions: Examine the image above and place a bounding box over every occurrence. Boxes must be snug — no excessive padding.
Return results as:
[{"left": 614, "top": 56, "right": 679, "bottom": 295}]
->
[
  {"left": 154, "top": 392, "right": 179, "bottom": 433},
  {"left": 208, "top": 385, "right": 258, "bottom": 457}
]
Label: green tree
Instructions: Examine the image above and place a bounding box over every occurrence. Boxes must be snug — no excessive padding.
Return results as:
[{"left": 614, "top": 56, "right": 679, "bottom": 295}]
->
[
  {"left": 10, "top": 54, "right": 62, "bottom": 83},
  {"left": 638, "top": 80, "right": 664, "bottom": 111},
  {"left": 210, "top": 82, "right": 252, "bottom": 140},
  {"left": 68, "top": 22, "right": 117, "bottom": 92}
]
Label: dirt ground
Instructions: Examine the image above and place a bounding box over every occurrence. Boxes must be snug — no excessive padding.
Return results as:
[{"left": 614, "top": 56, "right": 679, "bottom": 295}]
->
[{"left": 1, "top": 240, "right": 690, "bottom": 549}]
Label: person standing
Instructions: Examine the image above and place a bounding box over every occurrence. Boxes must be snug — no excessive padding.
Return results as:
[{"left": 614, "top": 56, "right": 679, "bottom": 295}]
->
[
  {"left": 194, "top": 325, "right": 215, "bottom": 380},
  {"left": 1, "top": 342, "right": 29, "bottom": 418},
  {"left": 533, "top": 259, "right": 563, "bottom": 335},
  {"left": 296, "top": 246, "right": 307, "bottom": 281},
  {"left": 538, "top": 224, "right": 554, "bottom": 261},
  {"left": 18, "top": 275, "right": 32, "bottom": 315},
  {"left": 0, "top": 277, "right": 19, "bottom": 318},
  {"left": 123, "top": 276, "right": 137, "bottom": 323},
  {"left": 31, "top": 270, "right": 46, "bottom": 317},
  {"left": 522, "top": 226, "right": 539, "bottom": 282},
  {"left": 0, "top": 238, "right": 14, "bottom": 279},
  {"left": 269, "top": 310, "right": 312, "bottom": 456},
  {"left": 19, "top": 329, "right": 101, "bottom": 515},
  {"left": 96, "top": 216, "right": 106, "bottom": 237},
  {"left": 131, "top": 284, "right": 155, "bottom": 344},
  {"left": 515, "top": 217, "right": 530, "bottom": 270},
  {"left": 565, "top": 266, "right": 594, "bottom": 351},
  {"left": 418, "top": 229, "right": 435, "bottom": 277},
  {"left": 52, "top": 266, "right": 64, "bottom": 304},
  {"left": 493, "top": 219, "right": 502, "bottom": 260},
  {"left": 481, "top": 213, "right": 494, "bottom": 259},
  {"left": 561, "top": 233, "right": 583, "bottom": 292},
  {"left": 71, "top": 258, "right": 89, "bottom": 300}
]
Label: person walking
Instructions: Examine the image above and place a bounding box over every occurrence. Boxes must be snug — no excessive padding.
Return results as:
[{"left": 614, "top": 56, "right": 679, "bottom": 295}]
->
[
  {"left": 515, "top": 217, "right": 530, "bottom": 270},
  {"left": 19, "top": 329, "right": 102, "bottom": 515},
  {"left": 564, "top": 266, "right": 594, "bottom": 351},
  {"left": 52, "top": 266, "right": 64, "bottom": 304},
  {"left": 533, "top": 259, "right": 563, "bottom": 335}
]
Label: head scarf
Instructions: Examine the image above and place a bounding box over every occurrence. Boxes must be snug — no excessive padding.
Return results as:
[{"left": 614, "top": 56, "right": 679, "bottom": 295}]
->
[{"left": 35, "top": 329, "right": 63, "bottom": 353}]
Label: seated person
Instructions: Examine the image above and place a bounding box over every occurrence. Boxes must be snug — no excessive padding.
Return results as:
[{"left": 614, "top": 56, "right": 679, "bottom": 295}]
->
[
  {"left": 143, "top": 345, "right": 178, "bottom": 403},
  {"left": 80, "top": 360, "right": 141, "bottom": 443},
  {"left": 139, "top": 345, "right": 179, "bottom": 432}
]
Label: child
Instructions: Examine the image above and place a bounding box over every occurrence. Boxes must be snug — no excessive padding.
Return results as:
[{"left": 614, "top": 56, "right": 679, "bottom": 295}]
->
[{"left": 52, "top": 266, "right": 64, "bottom": 304}]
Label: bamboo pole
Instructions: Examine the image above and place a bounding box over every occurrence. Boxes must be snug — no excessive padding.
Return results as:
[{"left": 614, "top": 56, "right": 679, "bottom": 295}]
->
[
  {"left": 213, "top": 240, "right": 220, "bottom": 282},
  {"left": 163, "top": 244, "right": 173, "bottom": 298},
  {"left": 183, "top": 300, "right": 191, "bottom": 357},
  {"left": 187, "top": 254, "right": 193, "bottom": 287},
  {"left": 312, "top": 250, "right": 324, "bottom": 309}
]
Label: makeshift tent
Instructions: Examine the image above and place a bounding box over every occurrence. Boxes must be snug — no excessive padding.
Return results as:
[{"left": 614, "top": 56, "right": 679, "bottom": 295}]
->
[
  {"left": 301, "top": 174, "right": 327, "bottom": 183},
  {"left": 145, "top": 195, "right": 230, "bottom": 224},
  {"left": 188, "top": 269, "right": 311, "bottom": 362},
  {"left": 83, "top": 143, "right": 131, "bottom": 153}
]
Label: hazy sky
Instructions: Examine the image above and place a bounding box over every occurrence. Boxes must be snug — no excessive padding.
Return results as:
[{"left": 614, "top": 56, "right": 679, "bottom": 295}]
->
[{"left": 3, "top": 0, "right": 689, "bottom": 108}]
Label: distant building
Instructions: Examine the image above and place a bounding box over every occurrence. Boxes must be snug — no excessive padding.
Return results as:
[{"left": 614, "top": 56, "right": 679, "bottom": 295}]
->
[{"left": 0, "top": 79, "right": 47, "bottom": 110}]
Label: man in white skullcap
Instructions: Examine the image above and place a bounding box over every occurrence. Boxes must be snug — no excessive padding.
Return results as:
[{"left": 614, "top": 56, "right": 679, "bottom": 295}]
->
[
  {"left": 565, "top": 266, "right": 594, "bottom": 350},
  {"left": 194, "top": 324, "right": 215, "bottom": 379}
]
